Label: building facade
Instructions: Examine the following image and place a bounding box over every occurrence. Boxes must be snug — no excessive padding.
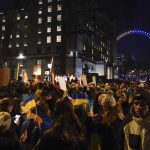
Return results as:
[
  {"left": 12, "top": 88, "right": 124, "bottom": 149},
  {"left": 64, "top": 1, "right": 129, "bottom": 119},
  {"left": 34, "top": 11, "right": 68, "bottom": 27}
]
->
[{"left": 0, "top": 0, "right": 116, "bottom": 80}]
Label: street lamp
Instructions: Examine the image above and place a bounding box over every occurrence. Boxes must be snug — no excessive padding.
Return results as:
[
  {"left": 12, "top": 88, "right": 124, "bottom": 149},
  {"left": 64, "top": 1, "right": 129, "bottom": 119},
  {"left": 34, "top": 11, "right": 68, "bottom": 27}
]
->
[{"left": 16, "top": 53, "right": 26, "bottom": 80}]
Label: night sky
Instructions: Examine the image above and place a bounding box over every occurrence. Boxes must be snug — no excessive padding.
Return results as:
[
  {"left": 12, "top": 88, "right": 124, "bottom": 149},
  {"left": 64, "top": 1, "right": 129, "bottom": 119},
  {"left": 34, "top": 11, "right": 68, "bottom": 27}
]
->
[
  {"left": 0, "top": 0, "right": 150, "bottom": 63},
  {"left": 96, "top": 0, "right": 150, "bottom": 63}
]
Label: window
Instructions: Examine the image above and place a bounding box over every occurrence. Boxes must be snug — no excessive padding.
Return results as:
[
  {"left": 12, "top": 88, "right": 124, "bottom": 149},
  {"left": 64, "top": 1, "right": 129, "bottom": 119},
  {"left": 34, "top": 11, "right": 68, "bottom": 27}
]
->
[
  {"left": 38, "top": 39, "right": 42, "bottom": 44},
  {"left": 16, "top": 33, "right": 20, "bottom": 38},
  {"left": 24, "top": 33, "right": 28, "bottom": 37},
  {"left": 17, "top": 14, "right": 21, "bottom": 20},
  {"left": 2, "top": 25, "right": 5, "bottom": 31},
  {"left": 38, "top": 28, "right": 42, "bottom": 34},
  {"left": 57, "top": 4, "right": 62, "bottom": 11},
  {"left": 2, "top": 16, "right": 5, "bottom": 22},
  {"left": 24, "top": 41, "right": 28, "bottom": 47},
  {"left": 47, "top": 27, "right": 51, "bottom": 33},
  {"left": 47, "top": 36, "right": 51, "bottom": 43},
  {"left": 39, "top": 0, "right": 43, "bottom": 4},
  {"left": 37, "top": 59, "right": 42, "bottom": 65},
  {"left": 48, "top": 0, "right": 52, "bottom": 2},
  {"left": 38, "top": 9, "right": 42, "bottom": 14},
  {"left": 9, "top": 42, "right": 12, "bottom": 48},
  {"left": 25, "top": 13, "right": 28, "bottom": 19},
  {"left": 38, "top": 17, "right": 42, "bottom": 24},
  {"left": 48, "top": 6, "right": 52, "bottom": 12},
  {"left": 10, "top": 34, "right": 12, "bottom": 38},
  {"left": 57, "top": 25, "right": 61, "bottom": 32},
  {"left": 56, "top": 35, "right": 61, "bottom": 42},
  {"left": 57, "top": 14, "right": 61, "bottom": 21},
  {"left": 16, "top": 43, "right": 19, "bottom": 47},
  {"left": 47, "top": 16, "right": 52, "bottom": 22}
]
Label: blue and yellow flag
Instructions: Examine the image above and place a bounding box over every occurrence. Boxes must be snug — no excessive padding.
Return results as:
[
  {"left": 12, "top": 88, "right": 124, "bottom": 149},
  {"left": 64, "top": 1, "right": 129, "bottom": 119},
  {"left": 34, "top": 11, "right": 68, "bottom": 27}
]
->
[
  {"left": 21, "top": 94, "right": 36, "bottom": 113},
  {"left": 68, "top": 93, "right": 88, "bottom": 106}
]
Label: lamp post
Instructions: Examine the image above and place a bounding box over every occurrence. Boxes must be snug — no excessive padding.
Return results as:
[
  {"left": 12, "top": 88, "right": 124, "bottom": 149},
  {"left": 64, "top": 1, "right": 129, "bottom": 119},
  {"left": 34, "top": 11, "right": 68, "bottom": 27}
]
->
[{"left": 16, "top": 53, "right": 26, "bottom": 80}]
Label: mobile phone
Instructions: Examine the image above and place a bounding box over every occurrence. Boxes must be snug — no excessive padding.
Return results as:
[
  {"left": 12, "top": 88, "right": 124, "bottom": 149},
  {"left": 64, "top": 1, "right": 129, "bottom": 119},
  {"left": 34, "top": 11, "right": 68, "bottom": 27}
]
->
[{"left": 14, "top": 115, "right": 21, "bottom": 124}]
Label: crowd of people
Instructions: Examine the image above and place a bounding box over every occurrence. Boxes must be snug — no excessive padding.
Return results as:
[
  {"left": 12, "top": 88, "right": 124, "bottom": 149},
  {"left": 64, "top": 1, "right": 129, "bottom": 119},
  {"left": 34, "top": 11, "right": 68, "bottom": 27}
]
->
[{"left": 0, "top": 75, "right": 150, "bottom": 150}]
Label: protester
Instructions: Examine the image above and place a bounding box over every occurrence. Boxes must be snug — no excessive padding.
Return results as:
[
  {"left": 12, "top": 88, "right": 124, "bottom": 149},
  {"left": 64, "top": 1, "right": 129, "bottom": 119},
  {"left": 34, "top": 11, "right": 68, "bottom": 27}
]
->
[
  {"left": 119, "top": 93, "right": 150, "bottom": 150},
  {"left": 33, "top": 96, "right": 88, "bottom": 150},
  {"left": 0, "top": 111, "right": 21, "bottom": 150}
]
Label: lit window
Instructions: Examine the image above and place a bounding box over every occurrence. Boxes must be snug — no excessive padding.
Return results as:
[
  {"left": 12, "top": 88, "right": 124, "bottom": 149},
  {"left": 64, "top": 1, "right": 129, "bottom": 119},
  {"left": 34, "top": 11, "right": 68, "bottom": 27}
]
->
[
  {"left": 10, "top": 34, "right": 12, "bottom": 38},
  {"left": 39, "top": 0, "right": 43, "bottom": 4},
  {"left": 16, "top": 43, "right": 19, "bottom": 47},
  {"left": 37, "top": 59, "right": 42, "bottom": 65},
  {"left": 48, "top": 0, "right": 52, "bottom": 2},
  {"left": 38, "top": 39, "right": 42, "bottom": 44},
  {"left": 57, "top": 4, "right": 62, "bottom": 11},
  {"left": 47, "top": 16, "right": 52, "bottom": 22},
  {"left": 83, "top": 45, "right": 85, "bottom": 50},
  {"left": 16, "top": 33, "right": 20, "bottom": 38},
  {"left": 47, "top": 36, "right": 51, "bottom": 43},
  {"left": 48, "top": 6, "right": 52, "bottom": 12},
  {"left": 24, "top": 33, "right": 27, "bottom": 37},
  {"left": 2, "top": 16, "right": 5, "bottom": 22},
  {"left": 38, "top": 9, "right": 42, "bottom": 14},
  {"left": 24, "top": 41, "right": 28, "bottom": 47},
  {"left": 25, "top": 13, "right": 28, "bottom": 19},
  {"left": 1, "top": 35, "right": 4, "bottom": 39},
  {"left": 56, "top": 35, "right": 61, "bottom": 42},
  {"left": 17, "top": 14, "right": 21, "bottom": 20},
  {"left": 57, "top": 15, "right": 61, "bottom": 21},
  {"left": 2, "top": 25, "right": 5, "bottom": 31},
  {"left": 57, "top": 25, "right": 61, "bottom": 32},
  {"left": 47, "top": 27, "right": 51, "bottom": 33},
  {"left": 38, "top": 17, "right": 42, "bottom": 24},
  {"left": 38, "top": 28, "right": 42, "bottom": 34},
  {"left": 9, "top": 42, "right": 12, "bottom": 48}
]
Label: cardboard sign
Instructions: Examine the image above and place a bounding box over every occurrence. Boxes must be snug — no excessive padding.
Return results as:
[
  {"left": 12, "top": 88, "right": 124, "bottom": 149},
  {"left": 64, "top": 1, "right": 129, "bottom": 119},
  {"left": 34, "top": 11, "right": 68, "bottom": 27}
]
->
[
  {"left": 0, "top": 67, "right": 10, "bottom": 86},
  {"left": 58, "top": 76, "right": 67, "bottom": 91},
  {"left": 33, "top": 64, "right": 41, "bottom": 75},
  {"left": 81, "top": 75, "right": 87, "bottom": 86},
  {"left": 21, "top": 69, "right": 28, "bottom": 83},
  {"left": 92, "top": 76, "right": 96, "bottom": 85}
]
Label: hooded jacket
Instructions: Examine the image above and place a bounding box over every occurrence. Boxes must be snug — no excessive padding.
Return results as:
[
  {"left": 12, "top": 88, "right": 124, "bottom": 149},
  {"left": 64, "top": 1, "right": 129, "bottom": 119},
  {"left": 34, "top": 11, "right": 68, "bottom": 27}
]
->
[{"left": 123, "top": 113, "right": 150, "bottom": 150}]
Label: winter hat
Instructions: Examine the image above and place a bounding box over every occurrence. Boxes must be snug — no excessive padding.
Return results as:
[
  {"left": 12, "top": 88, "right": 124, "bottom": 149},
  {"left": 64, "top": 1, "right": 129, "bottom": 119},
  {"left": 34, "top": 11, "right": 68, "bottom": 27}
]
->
[
  {"left": 133, "top": 93, "right": 150, "bottom": 108},
  {"left": 138, "top": 83, "right": 144, "bottom": 88},
  {"left": 0, "top": 112, "right": 11, "bottom": 131}
]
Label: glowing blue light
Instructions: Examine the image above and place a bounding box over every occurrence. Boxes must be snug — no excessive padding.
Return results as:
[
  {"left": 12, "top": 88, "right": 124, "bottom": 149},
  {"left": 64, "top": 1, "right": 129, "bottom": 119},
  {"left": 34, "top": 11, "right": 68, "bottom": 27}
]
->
[{"left": 116, "top": 29, "right": 150, "bottom": 41}]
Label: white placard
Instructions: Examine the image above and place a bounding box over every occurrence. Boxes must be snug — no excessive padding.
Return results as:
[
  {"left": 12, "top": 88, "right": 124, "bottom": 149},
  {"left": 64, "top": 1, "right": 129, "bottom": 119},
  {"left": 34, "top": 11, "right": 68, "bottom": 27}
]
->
[{"left": 58, "top": 76, "right": 67, "bottom": 91}]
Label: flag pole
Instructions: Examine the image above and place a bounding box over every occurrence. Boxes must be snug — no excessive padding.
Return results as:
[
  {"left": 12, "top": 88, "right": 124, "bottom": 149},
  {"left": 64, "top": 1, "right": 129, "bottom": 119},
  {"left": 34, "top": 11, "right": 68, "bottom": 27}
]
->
[
  {"left": 49, "top": 57, "right": 53, "bottom": 82},
  {"left": 16, "top": 62, "right": 20, "bottom": 80}
]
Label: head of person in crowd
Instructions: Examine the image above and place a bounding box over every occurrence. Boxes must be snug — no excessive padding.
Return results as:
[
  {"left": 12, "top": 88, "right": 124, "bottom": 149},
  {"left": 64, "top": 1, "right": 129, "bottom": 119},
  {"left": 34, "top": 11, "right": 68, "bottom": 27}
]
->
[
  {"left": 0, "top": 111, "right": 11, "bottom": 132},
  {"left": 35, "top": 100, "right": 51, "bottom": 117},
  {"left": 0, "top": 98, "right": 14, "bottom": 113},
  {"left": 0, "top": 111, "right": 21, "bottom": 150},
  {"left": 40, "top": 90, "right": 52, "bottom": 102},
  {"left": 101, "top": 100, "right": 119, "bottom": 126},
  {"left": 33, "top": 96, "right": 87, "bottom": 150},
  {"left": 132, "top": 93, "right": 150, "bottom": 118}
]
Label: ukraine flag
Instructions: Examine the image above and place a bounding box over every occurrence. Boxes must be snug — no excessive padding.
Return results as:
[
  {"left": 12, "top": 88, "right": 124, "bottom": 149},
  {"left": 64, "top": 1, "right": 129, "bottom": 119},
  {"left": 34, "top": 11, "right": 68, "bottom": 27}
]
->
[
  {"left": 69, "top": 93, "right": 88, "bottom": 106},
  {"left": 21, "top": 94, "right": 36, "bottom": 113}
]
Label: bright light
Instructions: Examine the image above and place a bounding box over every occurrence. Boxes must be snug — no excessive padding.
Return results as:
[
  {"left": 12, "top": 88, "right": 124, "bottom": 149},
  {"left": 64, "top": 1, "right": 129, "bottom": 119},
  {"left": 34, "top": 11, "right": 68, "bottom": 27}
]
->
[
  {"left": 48, "top": 63, "right": 52, "bottom": 69},
  {"left": 17, "top": 53, "right": 26, "bottom": 59}
]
